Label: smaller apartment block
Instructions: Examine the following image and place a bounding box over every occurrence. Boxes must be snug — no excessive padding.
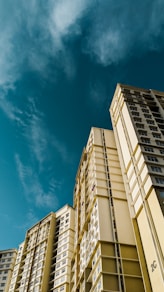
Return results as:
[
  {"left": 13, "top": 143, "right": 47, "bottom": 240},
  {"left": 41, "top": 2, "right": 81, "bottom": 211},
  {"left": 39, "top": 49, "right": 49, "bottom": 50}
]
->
[
  {"left": 8, "top": 205, "right": 74, "bottom": 292},
  {"left": 0, "top": 249, "right": 17, "bottom": 292}
]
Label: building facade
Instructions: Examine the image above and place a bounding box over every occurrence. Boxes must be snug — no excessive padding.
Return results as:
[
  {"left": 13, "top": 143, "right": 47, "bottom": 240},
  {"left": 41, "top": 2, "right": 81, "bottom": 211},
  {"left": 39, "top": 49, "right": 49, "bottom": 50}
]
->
[
  {"left": 0, "top": 249, "right": 17, "bottom": 292},
  {"left": 70, "top": 127, "right": 146, "bottom": 292},
  {"left": 8, "top": 205, "right": 74, "bottom": 292},
  {"left": 110, "top": 83, "right": 164, "bottom": 291}
]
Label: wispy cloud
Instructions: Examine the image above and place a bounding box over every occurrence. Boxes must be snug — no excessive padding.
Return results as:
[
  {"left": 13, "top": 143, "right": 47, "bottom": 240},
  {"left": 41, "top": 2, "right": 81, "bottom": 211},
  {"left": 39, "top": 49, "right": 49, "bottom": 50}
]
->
[
  {"left": 0, "top": 93, "right": 23, "bottom": 124},
  {"left": 1, "top": 1, "right": 164, "bottom": 92},
  {"left": 15, "top": 209, "right": 39, "bottom": 231},
  {"left": 24, "top": 97, "right": 71, "bottom": 168},
  {"left": 15, "top": 153, "right": 59, "bottom": 209}
]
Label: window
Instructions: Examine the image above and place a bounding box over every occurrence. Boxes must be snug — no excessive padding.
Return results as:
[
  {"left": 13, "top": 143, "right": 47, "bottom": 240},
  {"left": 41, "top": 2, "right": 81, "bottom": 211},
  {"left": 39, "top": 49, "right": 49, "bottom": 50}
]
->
[
  {"left": 133, "top": 117, "right": 142, "bottom": 122},
  {"left": 160, "top": 149, "right": 164, "bottom": 154},
  {"left": 130, "top": 106, "right": 137, "bottom": 111},
  {"left": 153, "top": 133, "right": 161, "bottom": 139},
  {"left": 138, "top": 130, "right": 147, "bottom": 136},
  {"left": 147, "top": 119, "right": 155, "bottom": 125},
  {"left": 156, "top": 140, "right": 164, "bottom": 146},
  {"left": 142, "top": 108, "right": 149, "bottom": 113},
  {"left": 132, "top": 111, "right": 139, "bottom": 116},
  {"left": 147, "top": 156, "right": 158, "bottom": 162},
  {"left": 144, "top": 114, "right": 152, "bottom": 119},
  {"left": 141, "top": 137, "right": 150, "bottom": 144},
  {"left": 151, "top": 166, "right": 162, "bottom": 173},
  {"left": 155, "top": 178, "right": 164, "bottom": 184},
  {"left": 149, "top": 126, "right": 158, "bottom": 131},
  {"left": 144, "top": 147, "right": 154, "bottom": 152},
  {"left": 136, "top": 123, "right": 144, "bottom": 129}
]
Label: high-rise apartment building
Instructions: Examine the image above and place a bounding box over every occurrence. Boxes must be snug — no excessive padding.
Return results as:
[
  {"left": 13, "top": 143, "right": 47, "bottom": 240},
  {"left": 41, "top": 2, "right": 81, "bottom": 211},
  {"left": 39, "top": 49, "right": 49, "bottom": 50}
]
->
[
  {"left": 70, "top": 127, "right": 146, "bottom": 292},
  {"left": 110, "top": 83, "right": 164, "bottom": 291},
  {"left": 4, "top": 83, "right": 164, "bottom": 292},
  {"left": 0, "top": 249, "right": 17, "bottom": 292},
  {"left": 8, "top": 205, "right": 74, "bottom": 292}
]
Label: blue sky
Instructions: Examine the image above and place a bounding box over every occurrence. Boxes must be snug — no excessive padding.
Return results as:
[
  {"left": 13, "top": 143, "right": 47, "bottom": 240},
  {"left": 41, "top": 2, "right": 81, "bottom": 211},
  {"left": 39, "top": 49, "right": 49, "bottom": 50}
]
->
[{"left": 1, "top": 0, "right": 164, "bottom": 249}]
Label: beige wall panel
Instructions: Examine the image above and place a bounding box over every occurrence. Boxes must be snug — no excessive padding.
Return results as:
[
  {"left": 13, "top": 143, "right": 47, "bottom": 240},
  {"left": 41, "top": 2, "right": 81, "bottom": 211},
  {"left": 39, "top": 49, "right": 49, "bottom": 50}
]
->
[
  {"left": 137, "top": 209, "right": 164, "bottom": 292},
  {"left": 127, "top": 162, "right": 134, "bottom": 179},
  {"left": 148, "top": 190, "right": 164, "bottom": 256},
  {"left": 109, "top": 173, "right": 124, "bottom": 183},
  {"left": 95, "top": 164, "right": 106, "bottom": 172},
  {"left": 122, "top": 103, "right": 138, "bottom": 151},
  {"left": 134, "top": 195, "right": 143, "bottom": 214},
  {"left": 134, "top": 145, "right": 141, "bottom": 161},
  {"left": 131, "top": 182, "right": 139, "bottom": 201},
  {"left": 95, "top": 171, "right": 106, "bottom": 180},
  {"left": 97, "top": 197, "right": 114, "bottom": 242},
  {"left": 92, "top": 128, "right": 102, "bottom": 146},
  {"left": 111, "top": 181, "right": 125, "bottom": 192},
  {"left": 129, "top": 172, "right": 137, "bottom": 189},
  {"left": 107, "top": 160, "right": 120, "bottom": 168},
  {"left": 116, "top": 118, "right": 131, "bottom": 167},
  {"left": 96, "top": 187, "right": 108, "bottom": 197},
  {"left": 140, "top": 164, "right": 148, "bottom": 183},
  {"left": 137, "top": 154, "right": 145, "bottom": 171},
  {"left": 113, "top": 199, "right": 136, "bottom": 244},
  {"left": 111, "top": 189, "right": 126, "bottom": 200},
  {"left": 104, "top": 129, "right": 116, "bottom": 148},
  {"left": 144, "top": 176, "right": 152, "bottom": 194}
]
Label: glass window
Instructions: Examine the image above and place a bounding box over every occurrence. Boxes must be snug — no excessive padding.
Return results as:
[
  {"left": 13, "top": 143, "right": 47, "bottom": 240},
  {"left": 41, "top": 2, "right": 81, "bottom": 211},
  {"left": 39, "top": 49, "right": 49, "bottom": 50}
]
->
[
  {"left": 142, "top": 108, "right": 149, "bottom": 113},
  {"left": 151, "top": 166, "right": 162, "bottom": 173},
  {"left": 147, "top": 119, "right": 155, "bottom": 125},
  {"left": 141, "top": 137, "right": 150, "bottom": 144},
  {"left": 153, "top": 133, "right": 161, "bottom": 139},
  {"left": 136, "top": 123, "right": 144, "bottom": 129},
  {"left": 132, "top": 111, "right": 139, "bottom": 116},
  {"left": 156, "top": 140, "right": 164, "bottom": 146},
  {"left": 149, "top": 126, "right": 158, "bottom": 131},
  {"left": 138, "top": 130, "right": 147, "bottom": 136},
  {"left": 144, "top": 114, "right": 152, "bottom": 119},
  {"left": 155, "top": 178, "right": 164, "bottom": 184},
  {"left": 130, "top": 106, "right": 137, "bottom": 111},
  {"left": 133, "top": 117, "right": 142, "bottom": 122},
  {"left": 144, "top": 147, "right": 154, "bottom": 152},
  {"left": 147, "top": 156, "right": 158, "bottom": 162}
]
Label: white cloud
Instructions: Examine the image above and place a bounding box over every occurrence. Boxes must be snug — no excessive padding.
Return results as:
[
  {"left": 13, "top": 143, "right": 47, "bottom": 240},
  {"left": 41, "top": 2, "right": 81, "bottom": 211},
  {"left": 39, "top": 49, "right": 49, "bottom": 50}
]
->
[
  {"left": 1, "top": 0, "right": 164, "bottom": 93},
  {"left": 48, "top": 0, "right": 89, "bottom": 42},
  {"left": 0, "top": 94, "right": 24, "bottom": 125},
  {"left": 24, "top": 97, "right": 72, "bottom": 168},
  {"left": 84, "top": 1, "right": 164, "bottom": 65}
]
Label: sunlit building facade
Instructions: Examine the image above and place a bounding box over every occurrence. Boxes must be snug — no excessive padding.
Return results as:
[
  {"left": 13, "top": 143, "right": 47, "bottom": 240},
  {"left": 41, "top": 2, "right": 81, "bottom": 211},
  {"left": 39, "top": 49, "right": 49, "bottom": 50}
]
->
[
  {"left": 110, "top": 83, "right": 164, "bottom": 291},
  {"left": 0, "top": 249, "right": 17, "bottom": 292},
  {"left": 70, "top": 127, "right": 146, "bottom": 292},
  {"left": 8, "top": 205, "right": 74, "bottom": 292}
]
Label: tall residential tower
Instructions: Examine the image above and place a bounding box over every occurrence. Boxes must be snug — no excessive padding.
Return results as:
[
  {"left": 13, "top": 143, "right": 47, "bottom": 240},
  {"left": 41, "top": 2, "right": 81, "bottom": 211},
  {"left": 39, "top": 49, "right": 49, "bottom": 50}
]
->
[
  {"left": 70, "top": 127, "right": 146, "bottom": 292},
  {"left": 110, "top": 84, "right": 164, "bottom": 292}
]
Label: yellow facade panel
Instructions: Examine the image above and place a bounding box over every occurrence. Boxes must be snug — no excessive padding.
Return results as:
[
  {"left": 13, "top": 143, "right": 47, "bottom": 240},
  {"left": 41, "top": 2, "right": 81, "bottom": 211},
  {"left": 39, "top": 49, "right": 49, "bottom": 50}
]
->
[
  {"left": 113, "top": 199, "right": 136, "bottom": 244},
  {"left": 137, "top": 208, "right": 164, "bottom": 292},
  {"left": 122, "top": 103, "right": 138, "bottom": 151},
  {"left": 148, "top": 190, "right": 164, "bottom": 256}
]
